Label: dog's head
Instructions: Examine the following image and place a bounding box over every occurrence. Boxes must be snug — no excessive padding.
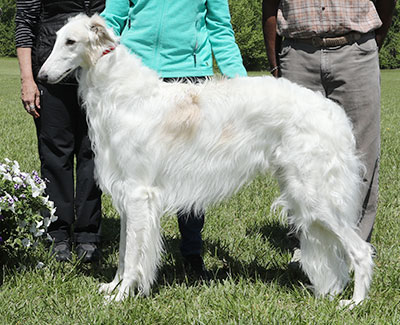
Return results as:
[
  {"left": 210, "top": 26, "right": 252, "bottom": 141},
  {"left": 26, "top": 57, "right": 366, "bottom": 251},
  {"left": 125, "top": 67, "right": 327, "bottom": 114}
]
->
[{"left": 38, "top": 14, "right": 117, "bottom": 84}]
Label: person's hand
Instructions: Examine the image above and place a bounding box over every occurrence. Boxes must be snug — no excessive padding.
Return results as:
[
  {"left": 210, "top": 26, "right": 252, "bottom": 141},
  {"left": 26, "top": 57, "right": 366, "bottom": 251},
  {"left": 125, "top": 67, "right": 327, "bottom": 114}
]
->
[
  {"left": 21, "top": 78, "right": 41, "bottom": 118},
  {"left": 375, "top": 31, "right": 386, "bottom": 51}
]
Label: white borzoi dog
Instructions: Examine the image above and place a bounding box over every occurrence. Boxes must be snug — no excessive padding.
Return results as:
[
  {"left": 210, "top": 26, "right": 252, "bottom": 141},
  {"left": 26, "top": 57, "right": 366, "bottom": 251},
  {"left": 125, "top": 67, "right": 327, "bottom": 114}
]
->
[{"left": 38, "top": 14, "right": 373, "bottom": 306}]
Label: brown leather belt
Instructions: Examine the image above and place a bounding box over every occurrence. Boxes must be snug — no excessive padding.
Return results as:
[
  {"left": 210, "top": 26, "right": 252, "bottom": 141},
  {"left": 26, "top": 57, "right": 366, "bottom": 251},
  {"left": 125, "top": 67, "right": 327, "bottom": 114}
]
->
[{"left": 294, "top": 32, "right": 362, "bottom": 47}]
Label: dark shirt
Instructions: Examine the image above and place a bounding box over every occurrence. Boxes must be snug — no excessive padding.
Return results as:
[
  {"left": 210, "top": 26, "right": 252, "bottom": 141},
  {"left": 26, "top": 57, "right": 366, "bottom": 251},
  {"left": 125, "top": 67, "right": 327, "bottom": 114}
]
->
[
  {"left": 15, "top": 0, "right": 41, "bottom": 48},
  {"left": 15, "top": 0, "right": 94, "bottom": 48}
]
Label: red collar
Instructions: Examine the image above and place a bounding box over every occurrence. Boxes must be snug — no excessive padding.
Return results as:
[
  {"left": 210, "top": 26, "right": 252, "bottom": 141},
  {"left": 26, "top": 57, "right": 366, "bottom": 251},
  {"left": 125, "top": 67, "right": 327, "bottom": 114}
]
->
[{"left": 102, "top": 46, "right": 116, "bottom": 57}]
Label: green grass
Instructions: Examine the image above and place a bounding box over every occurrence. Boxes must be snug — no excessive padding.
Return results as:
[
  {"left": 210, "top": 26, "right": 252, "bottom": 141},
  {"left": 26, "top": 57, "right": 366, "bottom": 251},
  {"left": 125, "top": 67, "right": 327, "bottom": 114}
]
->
[{"left": 1, "top": 57, "right": 400, "bottom": 324}]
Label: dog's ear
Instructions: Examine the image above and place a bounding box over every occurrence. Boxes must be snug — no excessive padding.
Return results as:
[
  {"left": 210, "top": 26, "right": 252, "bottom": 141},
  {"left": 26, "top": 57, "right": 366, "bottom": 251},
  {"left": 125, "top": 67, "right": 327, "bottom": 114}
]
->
[{"left": 88, "top": 14, "right": 115, "bottom": 46}]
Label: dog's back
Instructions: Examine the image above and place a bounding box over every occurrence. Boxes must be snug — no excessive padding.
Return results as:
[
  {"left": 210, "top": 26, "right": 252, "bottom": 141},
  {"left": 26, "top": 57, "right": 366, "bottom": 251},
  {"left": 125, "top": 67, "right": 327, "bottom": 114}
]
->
[{"left": 136, "top": 77, "right": 359, "bottom": 215}]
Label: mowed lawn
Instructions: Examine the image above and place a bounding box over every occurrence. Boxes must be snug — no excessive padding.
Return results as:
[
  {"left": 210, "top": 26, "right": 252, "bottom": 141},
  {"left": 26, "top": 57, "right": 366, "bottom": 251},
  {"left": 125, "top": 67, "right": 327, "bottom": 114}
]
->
[{"left": 0, "top": 57, "right": 399, "bottom": 324}]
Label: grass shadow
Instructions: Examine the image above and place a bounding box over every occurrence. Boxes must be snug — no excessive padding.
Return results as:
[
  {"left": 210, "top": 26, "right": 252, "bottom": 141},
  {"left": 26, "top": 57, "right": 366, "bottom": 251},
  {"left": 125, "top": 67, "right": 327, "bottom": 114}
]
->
[
  {"left": 246, "top": 219, "right": 300, "bottom": 253},
  {"left": 154, "top": 218, "right": 309, "bottom": 293},
  {"left": 77, "top": 214, "right": 309, "bottom": 295}
]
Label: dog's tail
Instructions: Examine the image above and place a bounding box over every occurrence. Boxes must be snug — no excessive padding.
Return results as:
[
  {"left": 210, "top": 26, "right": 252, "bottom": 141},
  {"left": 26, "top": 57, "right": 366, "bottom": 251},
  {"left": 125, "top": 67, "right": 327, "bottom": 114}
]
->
[
  {"left": 300, "top": 223, "right": 351, "bottom": 297},
  {"left": 300, "top": 220, "right": 374, "bottom": 304}
]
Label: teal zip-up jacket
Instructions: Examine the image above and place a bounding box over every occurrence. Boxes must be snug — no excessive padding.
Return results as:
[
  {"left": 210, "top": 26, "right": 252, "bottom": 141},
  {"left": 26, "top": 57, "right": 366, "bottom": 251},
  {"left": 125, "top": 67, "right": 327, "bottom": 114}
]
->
[{"left": 101, "top": 0, "right": 247, "bottom": 78}]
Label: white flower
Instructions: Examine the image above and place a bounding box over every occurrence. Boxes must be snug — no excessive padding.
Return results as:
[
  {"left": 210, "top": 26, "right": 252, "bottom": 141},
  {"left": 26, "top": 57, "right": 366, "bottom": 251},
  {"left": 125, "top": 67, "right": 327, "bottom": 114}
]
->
[
  {"left": 22, "top": 238, "right": 31, "bottom": 247},
  {"left": 34, "top": 228, "right": 45, "bottom": 237},
  {"left": 43, "top": 217, "right": 51, "bottom": 228},
  {"left": 19, "top": 171, "right": 29, "bottom": 181},
  {"left": 11, "top": 160, "right": 21, "bottom": 175},
  {"left": 44, "top": 214, "right": 57, "bottom": 227},
  {"left": 2, "top": 172, "right": 12, "bottom": 181},
  {"left": 41, "top": 196, "right": 49, "bottom": 205},
  {"left": 31, "top": 185, "right": 42, "bottom": 198},
  {"left": 13, "top": 176, "right": 23, "bottom": 184},
  {"left": 27, "top": 175, "right": 44, "bottom": 197},
  {"left": 5, "top": 193, "right": 15, "bottom": 212},
  {"left": 29, "top": 222, "right": 45, "bottom": 237},
  {"left": 46, "top": 199, "right": 54, "bottom": 209},
  {"left": 50, "top": 208, "right": 58, "bottom": 220},
  {"left": 39, "top": 184, "right": 46, "bottom": 194}
]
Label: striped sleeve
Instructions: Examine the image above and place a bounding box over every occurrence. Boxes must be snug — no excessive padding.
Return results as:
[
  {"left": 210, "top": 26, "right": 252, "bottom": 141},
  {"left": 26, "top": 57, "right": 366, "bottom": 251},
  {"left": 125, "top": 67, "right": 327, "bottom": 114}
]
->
[{"left": 15, "top": 0, "right": 41, "bottom": 48}]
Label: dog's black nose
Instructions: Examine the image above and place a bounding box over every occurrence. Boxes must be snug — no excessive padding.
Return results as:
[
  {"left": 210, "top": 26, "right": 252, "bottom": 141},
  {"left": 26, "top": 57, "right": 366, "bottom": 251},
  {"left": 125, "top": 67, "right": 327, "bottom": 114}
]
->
[{"left": 37, "top": 72, "right": 48, "bottom": 83}]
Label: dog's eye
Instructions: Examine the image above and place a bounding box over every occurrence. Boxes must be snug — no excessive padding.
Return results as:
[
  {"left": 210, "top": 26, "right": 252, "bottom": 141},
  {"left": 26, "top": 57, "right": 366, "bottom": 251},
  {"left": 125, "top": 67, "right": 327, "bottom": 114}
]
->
[{"left": 66, "top": 39, "right": 76, "bottom": 46}]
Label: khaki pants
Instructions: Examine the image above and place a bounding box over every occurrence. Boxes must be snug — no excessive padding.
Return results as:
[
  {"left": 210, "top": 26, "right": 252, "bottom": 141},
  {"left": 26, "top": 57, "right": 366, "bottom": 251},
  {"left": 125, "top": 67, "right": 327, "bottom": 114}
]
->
[{"left": 279, "top": 32, "right": 380, "bottom": 242}]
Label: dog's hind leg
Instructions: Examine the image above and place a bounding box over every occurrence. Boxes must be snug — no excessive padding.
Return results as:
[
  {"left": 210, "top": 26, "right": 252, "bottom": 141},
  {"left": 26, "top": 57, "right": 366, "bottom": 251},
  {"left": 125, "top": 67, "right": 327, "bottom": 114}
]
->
[{"left": 110, "top": 186, "right": 163, "bottom": 302}]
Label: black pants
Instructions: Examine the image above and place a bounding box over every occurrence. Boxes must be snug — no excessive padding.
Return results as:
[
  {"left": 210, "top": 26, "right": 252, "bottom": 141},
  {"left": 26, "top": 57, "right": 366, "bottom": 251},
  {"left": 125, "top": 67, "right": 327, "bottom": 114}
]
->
[
  {"left": 163, "top": 77, "right": 207, "bottom": 257},
  {"left": 35, "top": 82, "right": 102, "bottom": 243}
]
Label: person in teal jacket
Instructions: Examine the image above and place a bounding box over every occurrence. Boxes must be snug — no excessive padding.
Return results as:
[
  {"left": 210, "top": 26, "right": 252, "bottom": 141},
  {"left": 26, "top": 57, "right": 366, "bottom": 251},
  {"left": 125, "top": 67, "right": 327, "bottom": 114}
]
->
[
  {"left": 101, "top": 0, "right": 247, "bottom": 278},
  {"left": 101, "top": 0, "right": 246, "bottom": 78}
]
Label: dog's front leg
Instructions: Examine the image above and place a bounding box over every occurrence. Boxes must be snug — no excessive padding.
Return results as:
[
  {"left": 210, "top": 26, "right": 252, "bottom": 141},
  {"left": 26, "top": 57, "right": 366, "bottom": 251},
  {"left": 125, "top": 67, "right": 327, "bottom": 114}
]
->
[
  {"left": 99, "top": 211, "right": 127, "bottom": 295},
  {"left": 109, "top": 186, "right": 163, "bottom": 302}
]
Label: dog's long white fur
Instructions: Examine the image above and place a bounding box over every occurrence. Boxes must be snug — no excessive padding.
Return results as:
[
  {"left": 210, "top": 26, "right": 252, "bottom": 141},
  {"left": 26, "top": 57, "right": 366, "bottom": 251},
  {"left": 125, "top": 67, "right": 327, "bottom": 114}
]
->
[{"left": 39, "top": 14, "right": 374, "bottom": 306}]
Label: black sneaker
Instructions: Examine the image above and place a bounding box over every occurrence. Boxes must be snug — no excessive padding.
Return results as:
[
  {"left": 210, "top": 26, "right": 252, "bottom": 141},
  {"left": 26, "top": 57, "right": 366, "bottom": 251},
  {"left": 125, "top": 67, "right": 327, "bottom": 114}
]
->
[
  {"left": 183, "top": 254, "right": 211, "bottom": 281},
  {"left": 75, "top": 242, "right": 101, "bottom": 263},
  {"left": 51, "top": 240, "right": 72, "bottom": 262}
]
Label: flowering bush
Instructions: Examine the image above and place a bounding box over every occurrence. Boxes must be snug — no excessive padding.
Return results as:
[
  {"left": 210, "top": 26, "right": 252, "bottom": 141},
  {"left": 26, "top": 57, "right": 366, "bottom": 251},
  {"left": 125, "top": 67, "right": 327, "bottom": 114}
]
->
[{"left": 0, "top": 158, "right": 57, "bottom": 261}]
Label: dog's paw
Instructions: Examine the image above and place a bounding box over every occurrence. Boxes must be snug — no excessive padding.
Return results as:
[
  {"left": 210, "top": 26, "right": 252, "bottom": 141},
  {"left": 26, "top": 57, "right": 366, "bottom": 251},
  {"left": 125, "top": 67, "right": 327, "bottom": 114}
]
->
[
  {"left": 99, "top": 281, "right": 119, "bottom": 294},
  {"left": 104, "top": 290, "right": 129, "bottom": 303},
  {"left": 338, "top": 299, "right": 358, "bottom": 310},
  {"left": 104, "top": 294, "right": 120, "bottom": 303}
]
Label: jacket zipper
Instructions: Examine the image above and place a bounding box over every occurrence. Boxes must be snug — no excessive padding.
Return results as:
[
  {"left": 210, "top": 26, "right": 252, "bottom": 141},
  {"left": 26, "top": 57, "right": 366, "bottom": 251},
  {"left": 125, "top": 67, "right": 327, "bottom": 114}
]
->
[
  {"left": 154, "top": 0, "right": 166, "bottom": 70},
  {"left": 193, "top": 41, "right": 198, "bottom": 67}
]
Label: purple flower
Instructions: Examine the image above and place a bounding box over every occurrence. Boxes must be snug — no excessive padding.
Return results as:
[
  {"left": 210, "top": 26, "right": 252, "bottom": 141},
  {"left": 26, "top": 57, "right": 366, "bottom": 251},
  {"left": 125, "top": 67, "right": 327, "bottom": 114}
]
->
[
  {"left": 0, "top": 214, "right": 4, "bottom": 220},
  {"left": 0, "top": 236, "right": 3, "bottom": 244},
  {"left": 14, "top": 183, "right": 21, "bottom": 190}
]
